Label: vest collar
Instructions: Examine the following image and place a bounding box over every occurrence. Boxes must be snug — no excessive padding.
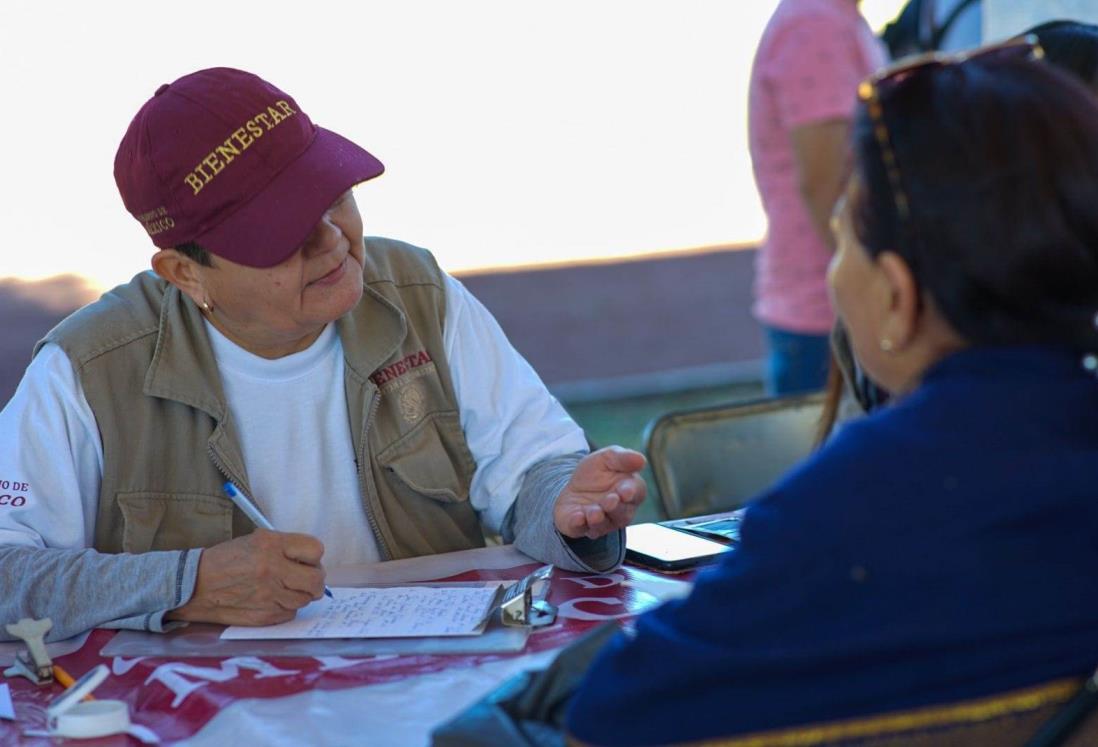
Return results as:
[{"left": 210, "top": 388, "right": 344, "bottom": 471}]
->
[
  {"left": 144, "top": 284, "right": 228, "bottom": 420},
  {"left": 336, "top": 281, "right": 408, "bottom": 385},
  {"left": 142, "top": 278, "right": 409, "bottom": 418}
]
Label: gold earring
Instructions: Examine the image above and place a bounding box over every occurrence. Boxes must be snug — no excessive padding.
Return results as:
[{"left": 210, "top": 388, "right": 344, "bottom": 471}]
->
[
  {"left": 879, "top": 338, "right": 894, "bottom": 352},
  {"left": 201, "top": 300, "right": 213, "bottom": 314}
]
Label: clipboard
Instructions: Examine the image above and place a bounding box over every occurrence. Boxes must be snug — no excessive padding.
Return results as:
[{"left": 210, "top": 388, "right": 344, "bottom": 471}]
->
[{"left": 101, "top": 567, "right": 557, "bottom": 658}]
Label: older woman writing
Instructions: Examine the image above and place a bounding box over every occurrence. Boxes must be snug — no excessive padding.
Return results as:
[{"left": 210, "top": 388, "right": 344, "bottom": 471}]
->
[
  {"left": 568, "top": 41, "right": 1098, "bottom": 745},
  {"left": 0, "top": 68, "right": 647, "bottom": 641}
]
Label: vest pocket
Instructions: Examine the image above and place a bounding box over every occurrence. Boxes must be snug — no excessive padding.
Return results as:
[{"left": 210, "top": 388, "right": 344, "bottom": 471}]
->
[
  {"left": 117, "top": 492, "right": 234, "bottom": 553},
  {"left": 378, "top": 410, "right": 476, "bottom": 504}
]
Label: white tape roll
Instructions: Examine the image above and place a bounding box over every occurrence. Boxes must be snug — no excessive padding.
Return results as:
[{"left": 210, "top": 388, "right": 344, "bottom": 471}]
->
[{"left": 52, "top": 699, "right": 131, "bottom": 738}]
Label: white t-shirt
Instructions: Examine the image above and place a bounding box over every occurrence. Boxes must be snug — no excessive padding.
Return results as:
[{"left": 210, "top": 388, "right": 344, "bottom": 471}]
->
[{"left": 0, "top": 273, "right": 587, "bottom": 565}]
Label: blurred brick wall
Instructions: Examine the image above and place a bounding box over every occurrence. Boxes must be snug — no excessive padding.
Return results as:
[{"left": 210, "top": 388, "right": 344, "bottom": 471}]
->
[
  {"left": 0, "top": 247, "right": 763, "bottom": 406},
  {"left": 458, "top": 246, "right": 763, "bottom": 387},
  {"left": 0, "top": 276, "right": 97, "bottom": 407}
]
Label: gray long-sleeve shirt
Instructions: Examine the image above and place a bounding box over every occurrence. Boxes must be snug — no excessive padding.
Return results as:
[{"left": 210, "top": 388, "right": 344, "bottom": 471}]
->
[
  {"left": 0, "top": 266, "right": 624, "bottom": 640},
  {"left": 0, "top": 453, "right": 621, "bottom": 641}
]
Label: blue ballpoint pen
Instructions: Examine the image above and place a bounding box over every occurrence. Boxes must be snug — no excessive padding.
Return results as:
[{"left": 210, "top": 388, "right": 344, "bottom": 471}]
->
[{"left": 222, "top": 481, "right": 334, "bottom": 599}]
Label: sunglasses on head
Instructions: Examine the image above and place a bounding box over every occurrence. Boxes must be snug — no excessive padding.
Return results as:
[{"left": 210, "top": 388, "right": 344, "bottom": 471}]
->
[{"left": 856, "top": 35, "right": 1045, "bottom": 223}]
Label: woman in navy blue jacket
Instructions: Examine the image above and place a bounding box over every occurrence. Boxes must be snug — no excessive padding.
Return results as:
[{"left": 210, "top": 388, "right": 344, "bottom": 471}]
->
[{"left": 568, "top": 42, "right": 1098, "bottom": 746}]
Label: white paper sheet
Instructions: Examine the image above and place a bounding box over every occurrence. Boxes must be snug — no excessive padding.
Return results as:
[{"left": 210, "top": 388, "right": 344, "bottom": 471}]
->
[
  {"left": 221, "top": 585, "right": 501, "bottom": 640},
  {"left": 0, "top": 682, "right": 14, "bottom": 721}
]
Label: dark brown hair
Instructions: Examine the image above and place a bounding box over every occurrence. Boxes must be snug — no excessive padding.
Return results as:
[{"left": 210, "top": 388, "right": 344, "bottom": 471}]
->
[
  {"left": 850, "top": 56, "right": 1098, "bottom": 352},
  {"left": 174, "top": 241, "right": 213, "bottom": 267}
]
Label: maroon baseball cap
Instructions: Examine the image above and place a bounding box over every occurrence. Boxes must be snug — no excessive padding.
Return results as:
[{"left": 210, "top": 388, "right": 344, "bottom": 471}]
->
[{"left": 114, "top": 67, "right": 384, "bottom": 268}]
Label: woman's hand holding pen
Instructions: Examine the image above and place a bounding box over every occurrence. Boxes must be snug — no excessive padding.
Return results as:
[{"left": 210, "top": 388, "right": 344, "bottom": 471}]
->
[{"left": 166, "top": 529, "right": 328, "bottom": 626}]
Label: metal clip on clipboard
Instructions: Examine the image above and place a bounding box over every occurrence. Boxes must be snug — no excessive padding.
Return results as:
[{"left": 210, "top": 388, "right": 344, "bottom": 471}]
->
[{"left": 498, "top": 565, "right": 556, "bottom": 627}]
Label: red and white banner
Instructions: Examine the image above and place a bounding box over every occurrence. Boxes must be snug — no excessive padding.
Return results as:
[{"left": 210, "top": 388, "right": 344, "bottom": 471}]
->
[{"left": 2, "top": 553, "right": 690, "bottom": 745}]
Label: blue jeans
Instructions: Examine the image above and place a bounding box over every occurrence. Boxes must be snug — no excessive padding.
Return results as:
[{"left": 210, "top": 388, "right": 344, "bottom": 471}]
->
[{"left": 763, "top": 326, "right": 829, "bottom": 397}]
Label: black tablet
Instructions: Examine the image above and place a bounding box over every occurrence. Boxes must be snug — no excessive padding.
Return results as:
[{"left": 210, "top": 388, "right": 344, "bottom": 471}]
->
[{"left": 625, "top": 522, "right": 732, "bottom": 572}]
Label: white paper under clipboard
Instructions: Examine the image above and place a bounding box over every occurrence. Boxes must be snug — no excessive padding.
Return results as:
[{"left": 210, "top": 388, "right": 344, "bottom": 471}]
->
[
  {"left": 222, "top": 583, "right": 505, "bottom": 641},
  {"left": 101, "top": 567, "right": 556, "bottom": 658}
]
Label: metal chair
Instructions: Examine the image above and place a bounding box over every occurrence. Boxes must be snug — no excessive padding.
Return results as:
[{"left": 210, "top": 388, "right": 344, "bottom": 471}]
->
[{"left": 644, "top": 392, "right": 825, "bottom": 519}]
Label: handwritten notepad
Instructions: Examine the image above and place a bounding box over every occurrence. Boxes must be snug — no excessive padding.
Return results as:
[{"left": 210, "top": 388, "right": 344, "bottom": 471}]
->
[{"left": 221, "top": 585, "right": 502, "bottom": 640}]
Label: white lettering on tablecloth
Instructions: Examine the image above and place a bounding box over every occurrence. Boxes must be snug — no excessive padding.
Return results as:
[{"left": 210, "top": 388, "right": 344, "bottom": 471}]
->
[
  {"left": 111, "top": 657, "right": 147, "bottom": 675},
  {"left": 144, "top": 657, "right": 300, "bottom": 708},
  {"left": 556, "top": 597, "right": 633, "bottom": 622},
  {"left": 558, "top": 573, "right": 625, "bottom": 590},
  {"left": 315, "top": 656, "right": 364, "bottom": 671},
  {"left": 113, "top": 655, "right": 364, "bottom": 709}
]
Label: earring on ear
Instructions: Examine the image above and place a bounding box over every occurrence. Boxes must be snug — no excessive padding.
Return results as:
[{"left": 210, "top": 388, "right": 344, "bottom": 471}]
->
[
  {"left": 879, "top": 338, "right": 894, "bottom": 352},
  {"left": 200, "top": 300, "right": 213, "bottom": 314}
]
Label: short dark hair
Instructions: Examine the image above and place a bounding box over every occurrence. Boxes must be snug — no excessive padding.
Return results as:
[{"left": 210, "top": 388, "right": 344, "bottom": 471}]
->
[
  {"left": 174, "top": 241, "right": 213, "bottom": 267},
  {"left": 1027, "top": 20, "right": 1098, "bottom": 91},
  {"left": 850, "top": 56, "right": 1098, "bottom": 352}
]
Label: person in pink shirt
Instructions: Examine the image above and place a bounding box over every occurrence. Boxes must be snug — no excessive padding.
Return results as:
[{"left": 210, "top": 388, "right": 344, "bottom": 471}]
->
[{"left": 749, "top": 0, "right": 886, "bottom": 395}]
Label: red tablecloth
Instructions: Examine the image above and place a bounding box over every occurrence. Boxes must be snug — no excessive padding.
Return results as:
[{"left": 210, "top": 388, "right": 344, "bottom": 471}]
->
[{"left": 2, "top": 555, "right": 688, "bottom": 745}]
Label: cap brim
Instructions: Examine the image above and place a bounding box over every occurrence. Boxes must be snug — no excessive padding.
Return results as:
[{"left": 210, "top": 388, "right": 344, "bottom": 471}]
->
[{"left": 195, "top": 127, "right": 384, "bottom": 268}]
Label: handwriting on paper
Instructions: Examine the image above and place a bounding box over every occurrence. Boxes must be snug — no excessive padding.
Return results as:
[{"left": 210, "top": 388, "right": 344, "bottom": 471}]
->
[{"left": 221, "top": 585, "right": 501, "bottom": 640}]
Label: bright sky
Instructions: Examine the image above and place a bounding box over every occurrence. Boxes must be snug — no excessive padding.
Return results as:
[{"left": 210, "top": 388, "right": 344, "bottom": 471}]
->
[{"left": 1, "top": 0, "right": 905, "bottom": 291}]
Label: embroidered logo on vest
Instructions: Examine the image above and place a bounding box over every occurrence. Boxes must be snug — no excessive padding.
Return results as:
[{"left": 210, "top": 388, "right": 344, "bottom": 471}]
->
[
  {"left": 398, "top": 383, "right": 427, "bottom": 423},
  {"left": 372, "top": 350, "right": 436, "bottom": 422},
  {"left": 370, "top": 350, "right": 433, "bottom": 388}
]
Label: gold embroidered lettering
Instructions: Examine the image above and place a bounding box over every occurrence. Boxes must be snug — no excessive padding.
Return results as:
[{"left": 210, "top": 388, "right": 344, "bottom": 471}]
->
[
  {"left": 181, "top": 101, "right": 299, "bottom": 197},
  {"left": 216, "top": 139, "right": 241, "bottom": 163},
  {"left": 203, "top": 152, "right": 224, "bottom": 176},
  {"left": 231, "top": 127, "right": 252, "bottom": 149},
  {"left": 144, "top": 217, "right": 176, "bottom": 236},
  {"left": 136, "top": 206, "right": 169, "bottom": 221},
  {"left": 185, "top": 170, "right": 206, "bottom": 195}
]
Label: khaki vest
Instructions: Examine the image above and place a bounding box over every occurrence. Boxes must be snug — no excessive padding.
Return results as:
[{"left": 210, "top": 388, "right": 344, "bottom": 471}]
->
[{"left": 37, "top": 238, "right": 484, "bottom": 560}]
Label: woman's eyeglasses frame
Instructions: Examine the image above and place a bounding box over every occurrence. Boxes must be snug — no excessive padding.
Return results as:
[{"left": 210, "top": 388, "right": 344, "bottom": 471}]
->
[{"left": 855, "top": 35, "right": 1044, "bottom": 223}]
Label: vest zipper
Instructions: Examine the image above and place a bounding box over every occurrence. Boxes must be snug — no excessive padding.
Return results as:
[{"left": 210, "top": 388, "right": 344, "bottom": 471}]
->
[
  {"left": 358, "top": 388, "right": 392, "bottom": 560},
  {"left": 207, "top": 402, "right": 391, "bottom": 561},
  {"left": 206, "top": 443, "right": 252, "bottom": 533}
]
